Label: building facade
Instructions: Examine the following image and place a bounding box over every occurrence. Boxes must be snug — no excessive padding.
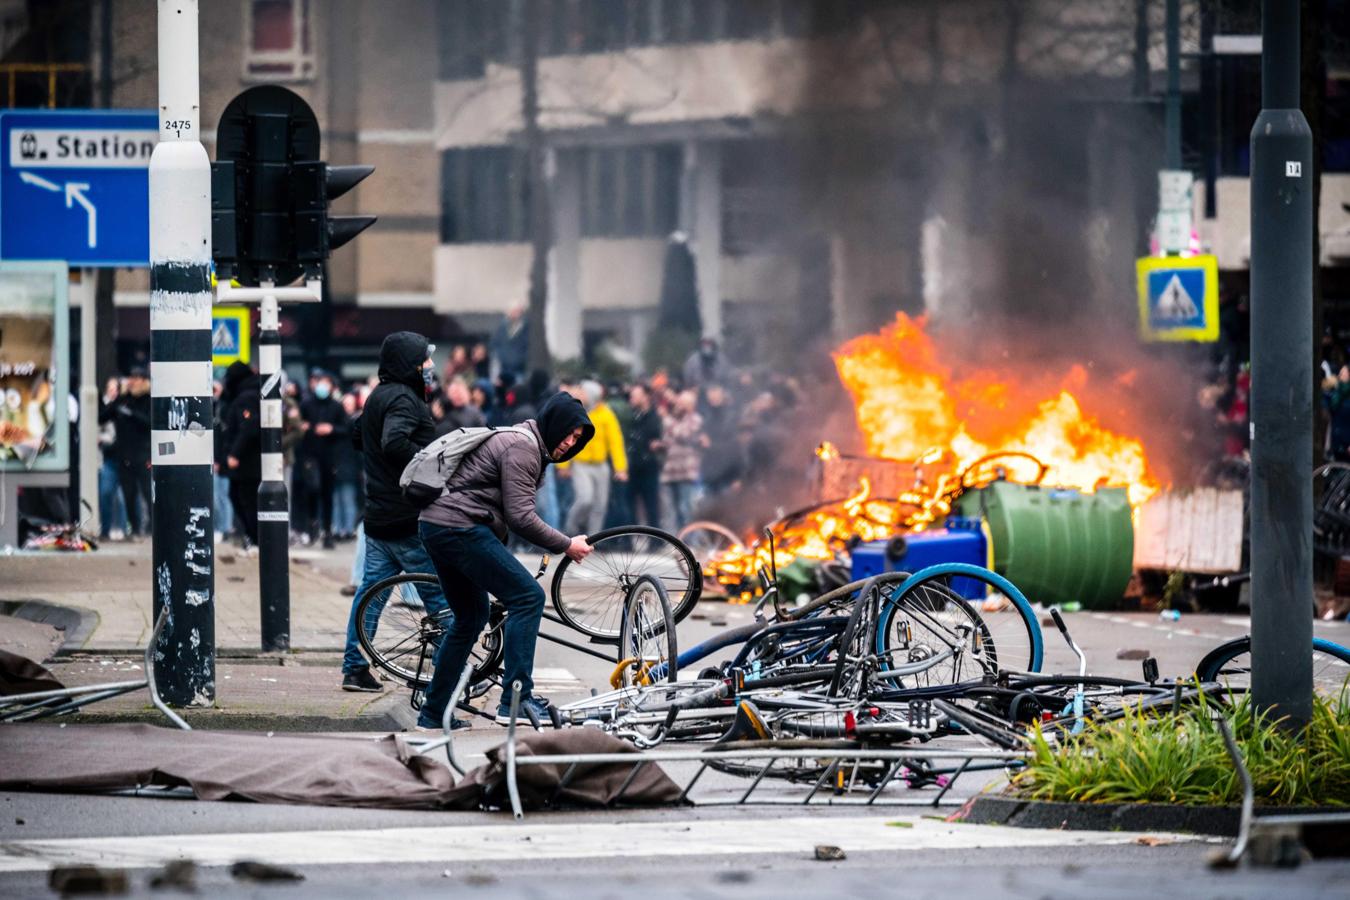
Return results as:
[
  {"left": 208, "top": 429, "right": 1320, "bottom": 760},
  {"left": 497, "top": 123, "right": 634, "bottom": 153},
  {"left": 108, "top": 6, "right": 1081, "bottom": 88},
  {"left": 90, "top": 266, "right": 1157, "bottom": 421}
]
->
[{"left": 7, "top": 0, "right": 1350, "bottom": 374}]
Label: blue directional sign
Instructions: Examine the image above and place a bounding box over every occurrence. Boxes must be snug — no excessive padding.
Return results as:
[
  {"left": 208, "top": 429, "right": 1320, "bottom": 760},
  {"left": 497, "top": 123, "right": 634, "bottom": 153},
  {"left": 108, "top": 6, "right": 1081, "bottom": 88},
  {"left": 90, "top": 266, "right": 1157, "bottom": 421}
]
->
[
  {"left": 0, "top": 109, "right": 157, "bottom": 267},
  {"left": 1135, "top": 254, "right": 1220, "bottom": 342}
]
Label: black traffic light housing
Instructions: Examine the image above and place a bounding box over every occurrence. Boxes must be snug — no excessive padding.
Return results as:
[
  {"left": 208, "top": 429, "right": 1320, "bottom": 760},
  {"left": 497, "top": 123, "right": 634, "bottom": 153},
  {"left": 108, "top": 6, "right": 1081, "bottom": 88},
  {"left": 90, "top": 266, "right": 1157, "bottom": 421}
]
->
[{"left": 212, "top": 86, "right": 376, "bottom": 287}]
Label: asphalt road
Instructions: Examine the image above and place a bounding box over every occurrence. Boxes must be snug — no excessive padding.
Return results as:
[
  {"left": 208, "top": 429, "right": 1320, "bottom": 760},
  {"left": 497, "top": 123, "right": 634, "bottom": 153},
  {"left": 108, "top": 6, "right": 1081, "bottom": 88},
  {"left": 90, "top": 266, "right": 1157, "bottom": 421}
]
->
[{"left": 4, "top": 546, "right": 1350, "bottom": 898}]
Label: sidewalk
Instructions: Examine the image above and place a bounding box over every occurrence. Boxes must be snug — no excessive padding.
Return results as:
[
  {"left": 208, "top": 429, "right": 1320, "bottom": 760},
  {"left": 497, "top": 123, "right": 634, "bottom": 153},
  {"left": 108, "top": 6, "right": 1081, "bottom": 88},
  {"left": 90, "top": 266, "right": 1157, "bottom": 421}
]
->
[
  {"left": 0, "top": 540, "right": 356, "bottom": 653},
  {"left": 0, "top": 540, "right": 419, "bottom": 731}
]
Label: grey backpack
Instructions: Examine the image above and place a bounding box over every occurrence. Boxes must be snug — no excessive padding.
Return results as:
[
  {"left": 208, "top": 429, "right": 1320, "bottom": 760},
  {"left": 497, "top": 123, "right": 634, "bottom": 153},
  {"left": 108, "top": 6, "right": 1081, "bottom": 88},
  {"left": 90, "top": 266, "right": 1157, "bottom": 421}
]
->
[{"left": 399, "top": 425, "right": 536, "bottom": 509}]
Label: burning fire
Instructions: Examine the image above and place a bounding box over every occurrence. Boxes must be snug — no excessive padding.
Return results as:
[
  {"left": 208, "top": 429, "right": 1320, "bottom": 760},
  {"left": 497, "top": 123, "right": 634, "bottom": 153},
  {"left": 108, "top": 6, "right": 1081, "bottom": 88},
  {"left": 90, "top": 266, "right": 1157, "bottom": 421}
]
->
[
  {"left": 836, "top": 314, "right": 1157, "bottom": 509},
  {"left": 704, "top": 313, "right": 1160, "bottom": 596}
]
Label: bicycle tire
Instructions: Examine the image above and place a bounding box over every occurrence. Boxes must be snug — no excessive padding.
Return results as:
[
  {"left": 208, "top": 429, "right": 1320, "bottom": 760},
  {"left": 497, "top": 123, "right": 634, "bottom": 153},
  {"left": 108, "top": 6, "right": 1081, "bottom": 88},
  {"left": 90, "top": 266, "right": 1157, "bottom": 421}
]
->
[
  {"left": 617, "top": 575, "right": 679, "bottom": 687},
  {"left": 355, "top": 572, "right": 503, "bottom": 689},
  {"left": 677, "top": 520, "right": 743, "bottom": 559},
  {"left": 875, "top": 564, "right": 1043, "bottom": 674},
  {"left": 874, "top": 577, "right": 997, "bottom": 688},
  {"left": 551, "top": 525, "right": 702, "bottom": 640},
  {"left": 1195, "top": 635, "right": 1350, "bottom": 695}
]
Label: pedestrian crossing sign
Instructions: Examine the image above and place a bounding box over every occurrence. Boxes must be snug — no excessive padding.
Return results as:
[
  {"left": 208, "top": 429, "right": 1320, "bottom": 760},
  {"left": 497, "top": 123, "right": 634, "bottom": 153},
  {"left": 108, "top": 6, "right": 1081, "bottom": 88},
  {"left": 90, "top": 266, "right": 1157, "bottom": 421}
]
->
[
  {"left": 1136, "top": 254, "right": 1219, "bottom": 342},
  {"left": 211, "top": 307, "right": 251, "bottom": 366}
]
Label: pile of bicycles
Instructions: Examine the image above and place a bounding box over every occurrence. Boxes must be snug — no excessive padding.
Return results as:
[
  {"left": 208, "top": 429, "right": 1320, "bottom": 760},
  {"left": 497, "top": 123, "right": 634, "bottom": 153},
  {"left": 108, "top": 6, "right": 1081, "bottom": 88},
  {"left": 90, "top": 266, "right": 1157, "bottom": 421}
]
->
[{"left": 354, "top": 523, "right": 1350, "bottom": 794}]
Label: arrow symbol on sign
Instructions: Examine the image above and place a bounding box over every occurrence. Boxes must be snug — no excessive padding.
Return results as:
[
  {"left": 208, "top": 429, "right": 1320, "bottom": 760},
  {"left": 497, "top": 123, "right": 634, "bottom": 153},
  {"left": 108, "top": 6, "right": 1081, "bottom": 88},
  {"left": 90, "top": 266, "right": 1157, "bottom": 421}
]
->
[
  {"left": 64, "top": 182, "right": 97, "bottom": 249},
  {"left": 18, "top": 171, "right": 61, "bottom": 192}
]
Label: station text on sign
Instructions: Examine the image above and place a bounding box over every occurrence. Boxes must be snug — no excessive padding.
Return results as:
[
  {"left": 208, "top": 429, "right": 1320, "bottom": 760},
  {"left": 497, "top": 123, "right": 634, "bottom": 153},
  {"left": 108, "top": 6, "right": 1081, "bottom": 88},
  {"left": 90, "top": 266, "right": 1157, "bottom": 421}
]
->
[{"left": 10, "top": 129, "right": 155, "bottom": 169}]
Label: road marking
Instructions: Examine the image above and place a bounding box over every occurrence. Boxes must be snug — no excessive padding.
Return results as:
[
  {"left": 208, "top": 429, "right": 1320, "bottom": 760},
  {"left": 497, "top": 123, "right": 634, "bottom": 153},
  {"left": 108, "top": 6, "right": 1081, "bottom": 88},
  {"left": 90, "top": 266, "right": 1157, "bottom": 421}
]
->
[{"left": 0, "top": 816, "right": 1206, "bottom": 873}]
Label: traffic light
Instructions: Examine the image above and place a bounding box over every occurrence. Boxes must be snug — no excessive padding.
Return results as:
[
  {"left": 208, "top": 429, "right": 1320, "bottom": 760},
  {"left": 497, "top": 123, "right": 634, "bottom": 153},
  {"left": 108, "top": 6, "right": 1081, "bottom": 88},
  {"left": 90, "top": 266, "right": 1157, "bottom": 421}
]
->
[
  {"left": 211, "top": 86, "right": 376, "bottom": 287},
  {"left": 292, "top": 161, "right": 376, "bottom": 265}
]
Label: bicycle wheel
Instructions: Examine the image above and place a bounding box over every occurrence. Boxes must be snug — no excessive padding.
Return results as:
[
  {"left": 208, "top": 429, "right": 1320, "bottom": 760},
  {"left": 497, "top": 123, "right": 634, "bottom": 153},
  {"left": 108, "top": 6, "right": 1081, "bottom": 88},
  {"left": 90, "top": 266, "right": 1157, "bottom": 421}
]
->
[
  {"left": 551, "top": 526, "right": 702, "bottom": 640},
  {"left": 616, "top": 575, "right": 679, "bottom": 687},
  {"left": 677, "top": 520, "right": 743, "bottom": 562},
  {"left": 355, "top": 572, "right": 503, "bottom": 690},
  {"left": 1195, "top": 635, "right": 1350, "bottom": 696},
  {"left": 875, "top": 564, "right": 1043, "bottom": 675},
  {"left": 873, "top": 577, "right": 997, "bottom": 689}
]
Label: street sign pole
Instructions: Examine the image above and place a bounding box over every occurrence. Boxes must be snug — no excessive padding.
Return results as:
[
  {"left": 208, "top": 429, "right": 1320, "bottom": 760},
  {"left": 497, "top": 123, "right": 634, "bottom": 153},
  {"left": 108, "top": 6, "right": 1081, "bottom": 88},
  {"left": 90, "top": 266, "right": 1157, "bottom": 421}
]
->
[
  {"left": 217, "top": 278, "right": 321, "bottom": 651},
  {"left": 1250, "top": 0, "right": 1313, "bottom": 730},
  {"left": 257, "top": 284, "right": 289, "bottom": 651},
  {"left": 148, "top": 0, "right": 215, "bottom": 706}
]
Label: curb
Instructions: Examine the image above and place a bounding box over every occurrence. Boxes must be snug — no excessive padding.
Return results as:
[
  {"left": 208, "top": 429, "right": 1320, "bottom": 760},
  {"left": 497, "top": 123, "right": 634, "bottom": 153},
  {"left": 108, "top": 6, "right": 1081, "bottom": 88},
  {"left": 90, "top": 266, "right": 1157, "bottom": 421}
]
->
[
  {"left": 957, "top": 795, "right": 1330, "bottom": 837},
  {"left": 0, "top": 599, "right": 99, "bottom": 652}
]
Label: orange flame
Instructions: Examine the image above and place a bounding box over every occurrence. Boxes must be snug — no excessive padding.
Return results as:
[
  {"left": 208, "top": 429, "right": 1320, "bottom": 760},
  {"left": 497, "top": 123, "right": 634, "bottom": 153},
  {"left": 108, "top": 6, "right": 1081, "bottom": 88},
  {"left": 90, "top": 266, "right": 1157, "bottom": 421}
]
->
[
  {"left": 834, "top": 314, "right": 1158, "bottom": 507},
  {"left": 702, "top": 314, "right": 1161, "bottom": 597}
]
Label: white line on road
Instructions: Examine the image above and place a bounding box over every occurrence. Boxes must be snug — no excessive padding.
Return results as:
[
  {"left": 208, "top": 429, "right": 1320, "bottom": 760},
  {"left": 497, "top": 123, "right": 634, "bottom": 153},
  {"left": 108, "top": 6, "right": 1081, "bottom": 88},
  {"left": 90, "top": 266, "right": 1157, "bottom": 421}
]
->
[{"left": 0, "top": 816, "right": 1206, "bottom": 873}]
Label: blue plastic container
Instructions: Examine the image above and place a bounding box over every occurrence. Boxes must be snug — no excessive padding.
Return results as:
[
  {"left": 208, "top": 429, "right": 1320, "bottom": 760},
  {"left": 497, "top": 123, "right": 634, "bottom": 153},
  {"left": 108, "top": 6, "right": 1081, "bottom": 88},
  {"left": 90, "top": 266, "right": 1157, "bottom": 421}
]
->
[{"left": 850, "top": 518, "right": 989, "bottom": 600}]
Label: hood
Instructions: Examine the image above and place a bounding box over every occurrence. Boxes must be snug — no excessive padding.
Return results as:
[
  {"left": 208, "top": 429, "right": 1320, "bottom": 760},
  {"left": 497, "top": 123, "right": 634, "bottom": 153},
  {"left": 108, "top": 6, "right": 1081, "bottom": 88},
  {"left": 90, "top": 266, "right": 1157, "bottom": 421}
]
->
[
  {"left": 378, "top": 331, "right": 429, "bottom": 392},
  {"left": 536, "top": 391, "right": 594, "bottom": 464},
  {"left": 223, "top": 361, "right": 258, "bottom": 401}
]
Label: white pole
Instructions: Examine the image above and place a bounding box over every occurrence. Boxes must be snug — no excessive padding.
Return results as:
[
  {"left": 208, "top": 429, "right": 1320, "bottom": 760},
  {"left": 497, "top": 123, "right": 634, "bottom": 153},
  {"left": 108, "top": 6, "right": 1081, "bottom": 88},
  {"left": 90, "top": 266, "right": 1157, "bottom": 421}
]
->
[{"left": 148, "top": 0, "right": 215, "bottom": 706}]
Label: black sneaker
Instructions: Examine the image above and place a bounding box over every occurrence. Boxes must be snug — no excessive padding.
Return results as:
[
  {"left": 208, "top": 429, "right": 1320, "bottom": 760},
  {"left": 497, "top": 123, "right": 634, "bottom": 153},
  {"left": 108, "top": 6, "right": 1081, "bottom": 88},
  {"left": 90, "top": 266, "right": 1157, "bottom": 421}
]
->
[
  {"left": 341, "top": 667, "right": 383, "bottom": 692},
  {"left": 495, "top": 695, "right": 555, "bottom": 726}
]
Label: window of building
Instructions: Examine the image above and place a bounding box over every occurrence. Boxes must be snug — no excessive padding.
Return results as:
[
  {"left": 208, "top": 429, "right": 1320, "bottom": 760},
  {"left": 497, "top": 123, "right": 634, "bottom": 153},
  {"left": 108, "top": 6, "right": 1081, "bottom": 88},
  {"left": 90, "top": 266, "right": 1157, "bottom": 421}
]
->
[
  {"left": 440, "top": 147, "right": 530, "bottom": 243},
  {"left": 244, "top": 0, "right": 315, "bottom": 82},
  {"left": 579, "top": 144, "right": 681, "bottom": 238}
]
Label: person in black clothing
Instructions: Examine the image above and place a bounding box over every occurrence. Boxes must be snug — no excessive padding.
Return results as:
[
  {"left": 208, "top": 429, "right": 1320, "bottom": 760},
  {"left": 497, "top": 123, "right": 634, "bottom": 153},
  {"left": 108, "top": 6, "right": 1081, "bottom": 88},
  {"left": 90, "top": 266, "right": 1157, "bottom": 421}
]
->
[
  {"left": 625, "top": 383, "right": 663, "bottom": 526},
  {"left": 221, "top": 361, "right": 261, "bottom": 545},
  {"left": 99, "top": 368, "right": 152, "bottom": 536},
  {"left": 297, "top": 371, "right": 350, "bottom": 549},
  {"left": 340, "top": 332, "right": 448, "bottom": 692},
  {"left": 698, "top": 382, "right": 742, "bottom": 495}
]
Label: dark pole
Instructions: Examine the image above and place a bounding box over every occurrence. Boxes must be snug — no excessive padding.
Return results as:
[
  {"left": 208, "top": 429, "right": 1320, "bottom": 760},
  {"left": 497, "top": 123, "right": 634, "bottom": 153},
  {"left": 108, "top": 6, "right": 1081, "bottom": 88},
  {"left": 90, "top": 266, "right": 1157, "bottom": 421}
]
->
[
  {"left": 1249, "top": 0, "right": 1314, "bottom": 730},
  {"left": 94, "top": 0, "right": 117, "bottom": 389},
  {"left": 257, "top": 288, "right": 290, "bottom": 651},
  {"left": 1165, "top": 0, "right": 1181, "bottom": 169},
  {"left": 521, "top": 0, "right": 552, "bottom": 375}
]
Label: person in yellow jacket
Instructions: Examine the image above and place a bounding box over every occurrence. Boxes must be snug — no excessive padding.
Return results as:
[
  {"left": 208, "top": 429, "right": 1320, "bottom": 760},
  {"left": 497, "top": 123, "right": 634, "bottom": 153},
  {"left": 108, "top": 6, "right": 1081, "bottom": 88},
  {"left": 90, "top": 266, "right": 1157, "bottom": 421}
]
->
[{"left": 561, "top": 379, "right": 627, "bottom": 534}]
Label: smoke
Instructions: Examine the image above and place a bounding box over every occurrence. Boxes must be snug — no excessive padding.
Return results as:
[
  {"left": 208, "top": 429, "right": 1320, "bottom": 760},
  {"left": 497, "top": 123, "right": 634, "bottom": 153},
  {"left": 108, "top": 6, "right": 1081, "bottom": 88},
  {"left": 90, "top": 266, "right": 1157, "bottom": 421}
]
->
[{"left": 710, "top": 1, "right": 1216, "bottom": 509}]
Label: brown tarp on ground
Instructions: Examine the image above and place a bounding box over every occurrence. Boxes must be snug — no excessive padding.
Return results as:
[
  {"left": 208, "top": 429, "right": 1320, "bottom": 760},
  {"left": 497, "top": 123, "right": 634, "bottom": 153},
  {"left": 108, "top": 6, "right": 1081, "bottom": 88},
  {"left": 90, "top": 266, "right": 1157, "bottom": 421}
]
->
[
  {"left": 0, "top": 723, "right": 683, "bottom": 811},
  {"left": 0, "top": 649, "right": 64, "bottom": 696},
  {"left": 455, "top": 726, "right": 686, "bottom": 811}
]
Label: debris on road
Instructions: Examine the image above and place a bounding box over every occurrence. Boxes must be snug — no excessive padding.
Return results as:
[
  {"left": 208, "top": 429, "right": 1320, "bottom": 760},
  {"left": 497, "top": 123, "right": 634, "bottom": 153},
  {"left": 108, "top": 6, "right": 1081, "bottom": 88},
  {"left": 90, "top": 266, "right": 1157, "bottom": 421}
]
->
[
  {"left": 814, "top": 845, "right": 846, "bottom": 861},
  {"left": 48, "top": 865, "right": 130, "bottom": 896},
  {"left": 148, "top": 860, "right": 197, "bottom": 891},
  {"left": 229, "top": 860, "right": 304, "bottom": 883},
  {"left": 1116, "top": 648, "right": 1151, "bottom": 660}
]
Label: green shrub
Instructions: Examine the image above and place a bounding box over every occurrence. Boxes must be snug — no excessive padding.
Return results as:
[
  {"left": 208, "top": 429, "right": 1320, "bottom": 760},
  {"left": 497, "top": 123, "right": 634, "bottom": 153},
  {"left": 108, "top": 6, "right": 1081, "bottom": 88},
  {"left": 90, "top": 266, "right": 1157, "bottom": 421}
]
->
[{"left": 1011, "top": 688, "right": 1350, "bottom": 807}]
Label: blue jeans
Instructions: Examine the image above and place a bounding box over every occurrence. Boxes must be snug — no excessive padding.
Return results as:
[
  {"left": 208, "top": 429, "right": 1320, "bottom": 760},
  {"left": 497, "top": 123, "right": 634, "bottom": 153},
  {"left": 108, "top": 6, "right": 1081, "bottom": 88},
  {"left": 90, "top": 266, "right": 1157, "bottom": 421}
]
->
[
  {"left": 417, "top": 522, "right": 546, "bottom": 727},
  {"left": 332, "top": 481, "right": 359, "bottom": 535},
  {"left": 342, "top": 531, "right": 448, "bottom": 675},
  {"left": 214, "top": 473, "right": 235, "bottom": 536},
  {"left": 98, "top": 459, "right": 127, "bottom": 538}
]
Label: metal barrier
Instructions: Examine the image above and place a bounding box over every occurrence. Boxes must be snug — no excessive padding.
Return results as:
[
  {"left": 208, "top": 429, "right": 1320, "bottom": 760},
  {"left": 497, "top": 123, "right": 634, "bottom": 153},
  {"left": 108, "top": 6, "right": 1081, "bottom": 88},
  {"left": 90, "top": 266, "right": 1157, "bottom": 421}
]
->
[
  {"left": 413, "top": 671, "right": 1028, "bottom": 820},
  {"left": 0, "top": 609, "right": 190, "bottom": 730}
]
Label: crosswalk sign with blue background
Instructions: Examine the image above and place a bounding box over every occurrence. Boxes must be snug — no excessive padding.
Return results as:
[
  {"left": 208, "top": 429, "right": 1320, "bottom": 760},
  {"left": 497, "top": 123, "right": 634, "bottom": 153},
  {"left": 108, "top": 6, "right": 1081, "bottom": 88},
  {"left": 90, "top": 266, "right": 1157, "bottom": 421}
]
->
[
  {"left": 1136, "top": 254, "right": 1219, "bottom": 342},
  {"left": 211, "top": 307, "right": 251, "bottom": 367},
  {"left": 0, "top": 109, "right": 157, "bottom": 267}
]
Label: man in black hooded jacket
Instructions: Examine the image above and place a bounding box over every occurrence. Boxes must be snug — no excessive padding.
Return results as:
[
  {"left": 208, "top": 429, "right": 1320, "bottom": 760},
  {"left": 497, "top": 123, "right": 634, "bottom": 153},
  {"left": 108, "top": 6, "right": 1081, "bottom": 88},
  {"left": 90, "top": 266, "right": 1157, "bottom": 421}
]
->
[
  {"left": 221, "top": 361, "right": 261, "bottom": 544},
  {"left": 415, "top": 391, "right": 594, "bottom": 730},
  {"left": 340, "top": 332, "right": 449, "bottom": 693}
]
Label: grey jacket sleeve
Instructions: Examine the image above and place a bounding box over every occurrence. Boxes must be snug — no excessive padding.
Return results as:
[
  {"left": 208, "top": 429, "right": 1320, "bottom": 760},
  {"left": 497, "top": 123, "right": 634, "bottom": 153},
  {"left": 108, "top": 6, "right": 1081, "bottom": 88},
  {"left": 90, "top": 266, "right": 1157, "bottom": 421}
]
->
[{"left": 499, "top": 439, "right": 571, "bottom": 554}]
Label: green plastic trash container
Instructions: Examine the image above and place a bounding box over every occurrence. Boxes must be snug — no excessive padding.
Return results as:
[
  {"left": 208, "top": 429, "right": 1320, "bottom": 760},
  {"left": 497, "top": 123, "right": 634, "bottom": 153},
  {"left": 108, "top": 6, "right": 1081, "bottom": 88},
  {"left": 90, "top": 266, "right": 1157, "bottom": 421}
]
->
[{"left": 956, "top": 482, "right": 1133, "bottom": 610}]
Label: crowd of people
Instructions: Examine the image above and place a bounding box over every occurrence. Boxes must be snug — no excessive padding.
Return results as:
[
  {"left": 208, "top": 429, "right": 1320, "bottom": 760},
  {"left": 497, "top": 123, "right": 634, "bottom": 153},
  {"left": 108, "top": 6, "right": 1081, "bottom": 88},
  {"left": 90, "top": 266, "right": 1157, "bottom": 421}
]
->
[{"left": 87, "top": 326, "right": 806, "bottom": 553}]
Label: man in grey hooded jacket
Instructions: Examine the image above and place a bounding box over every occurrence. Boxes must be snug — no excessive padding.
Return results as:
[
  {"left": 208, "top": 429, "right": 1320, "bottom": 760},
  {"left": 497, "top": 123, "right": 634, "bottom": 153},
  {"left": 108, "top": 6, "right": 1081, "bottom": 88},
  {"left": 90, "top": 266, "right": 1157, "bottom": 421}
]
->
[{"left": 416, "top": 391, "right": 595, "bottom": 729}]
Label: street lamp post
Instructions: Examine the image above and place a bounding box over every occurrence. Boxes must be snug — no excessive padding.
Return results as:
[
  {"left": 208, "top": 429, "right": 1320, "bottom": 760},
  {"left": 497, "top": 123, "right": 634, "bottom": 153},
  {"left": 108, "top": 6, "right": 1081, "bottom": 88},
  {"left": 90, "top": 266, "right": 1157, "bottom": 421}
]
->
[
  {"left": 1249, "top": 0, "right": 1314, "bottom": 729},
  {"left": 148, "top": 0, "right": 215, "bottom": 706}
]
